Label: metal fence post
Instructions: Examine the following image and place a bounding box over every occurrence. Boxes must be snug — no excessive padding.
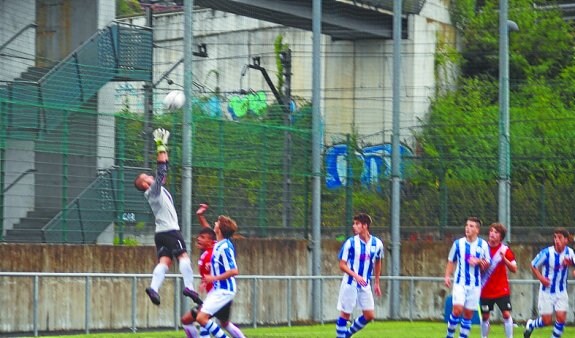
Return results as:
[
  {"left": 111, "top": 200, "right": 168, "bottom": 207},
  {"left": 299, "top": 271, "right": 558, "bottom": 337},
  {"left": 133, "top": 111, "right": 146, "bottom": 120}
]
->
[
  {"left": 131, "top": 276, "right": 137, "bottom": 332},
  {"left": 175, "top": 277, "right": 181, "bottom": 331},
  {"left": 33, "top": 275, "right": 39, "bottom": 337},
  {"left": 252, "top": 278, "right": 258, "bottom": 328},
  {"left": 85, "top": 276, "right": 91, "bottom": 334},
  {"left": 287, "top": 278, "right": 292, "bottom": 326},
  {"left": 409, "top": 278, "right": 414, "bottom": 321},
  {"left": 320, "top": 276, "right": 324, "bottom": 324}
]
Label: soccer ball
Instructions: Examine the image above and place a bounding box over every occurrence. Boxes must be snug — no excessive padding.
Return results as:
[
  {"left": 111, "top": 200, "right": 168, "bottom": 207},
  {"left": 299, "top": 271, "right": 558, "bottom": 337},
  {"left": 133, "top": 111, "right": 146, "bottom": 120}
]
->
[{"left": 163, "top": 90, "right": 186, "bottom": 111}]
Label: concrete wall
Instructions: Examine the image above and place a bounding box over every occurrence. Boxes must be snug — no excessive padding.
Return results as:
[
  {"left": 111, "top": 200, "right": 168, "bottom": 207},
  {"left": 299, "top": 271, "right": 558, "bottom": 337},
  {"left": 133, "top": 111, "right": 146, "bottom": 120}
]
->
[
  {"left": 0, "top": 238, "right": 570, "bottom": 334},
  {"left": 36, "top": 0, "right": 104, "bottom": 66},
  {"left": 0, "top": 0, "right": 36, "bottom": 82}
]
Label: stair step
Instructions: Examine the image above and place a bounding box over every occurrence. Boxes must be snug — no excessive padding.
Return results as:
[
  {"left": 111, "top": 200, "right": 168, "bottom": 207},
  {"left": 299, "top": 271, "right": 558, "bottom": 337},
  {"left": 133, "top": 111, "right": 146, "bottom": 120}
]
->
[
  {"left": 10, "top": 221, "right": 45, "bottom": 230},
  {"left": 17, "top": 67, "right": 51, "bottom": 81},
  {"left": 4, "top": 229, "right": 44, "bottom": 243}
]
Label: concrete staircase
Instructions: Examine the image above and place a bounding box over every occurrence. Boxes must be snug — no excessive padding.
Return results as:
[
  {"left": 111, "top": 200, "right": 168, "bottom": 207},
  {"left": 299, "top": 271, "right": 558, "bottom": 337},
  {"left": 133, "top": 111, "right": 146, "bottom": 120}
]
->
[
  {"left": 1, "top": 21, "right": 153, "bottom": 243},
  {"left": 4, "top": 209, "right": 55, "bottom": 243}
]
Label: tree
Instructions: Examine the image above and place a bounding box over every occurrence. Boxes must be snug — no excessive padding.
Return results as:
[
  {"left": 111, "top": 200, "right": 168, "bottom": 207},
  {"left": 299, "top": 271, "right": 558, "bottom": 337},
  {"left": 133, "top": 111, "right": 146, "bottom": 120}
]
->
[
  {"left": 413, "top": 0, "right": 575, "bottom": 228},
  {"left": 117, "top": 0, "right": 143, "bottom": 17}
]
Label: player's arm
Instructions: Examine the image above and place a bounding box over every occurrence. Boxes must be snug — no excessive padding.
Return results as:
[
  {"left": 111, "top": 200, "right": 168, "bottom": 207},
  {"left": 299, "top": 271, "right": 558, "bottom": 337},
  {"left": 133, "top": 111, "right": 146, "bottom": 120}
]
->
[
  {"left": 502, "top": 250, "right": 517, "bottom": 273},
  {"left": 373, "top": 258, "right": 382, "bottom": 297},
  {"left": 444, "top": 261, "right": 454, "bottom": 288},
  {"left": 151, "top": 128, "right": 170, "bottom": 194},
  {"left": 479, "top": 241, "right": 491, "bottom": 269},
  {"left": 211, "top": 268, "right": 239, "bottom": 281},
  {"left": 339, "top": 259, "right": 367, "bottom": 286},
  {"left": 531, "top": 264, "right": 550, "bottom": 287},
  {"left": 150, "top": 128, "right": 170, "bottom": 196},
  {"left": 196, "top": 204, "right": 211, "bottom": 228}
]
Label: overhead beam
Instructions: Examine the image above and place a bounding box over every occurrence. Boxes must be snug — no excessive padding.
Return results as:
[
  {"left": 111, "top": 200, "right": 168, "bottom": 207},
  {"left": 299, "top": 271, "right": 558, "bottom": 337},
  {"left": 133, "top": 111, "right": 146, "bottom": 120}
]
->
[{"left": 195, "top": 0, "right": 408, "bottom": 39}]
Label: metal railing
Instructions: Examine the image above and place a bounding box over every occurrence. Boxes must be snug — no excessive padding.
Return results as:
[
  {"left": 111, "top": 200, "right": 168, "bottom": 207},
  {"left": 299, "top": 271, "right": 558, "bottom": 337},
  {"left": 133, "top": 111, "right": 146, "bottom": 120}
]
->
[
  {"left": 0, "top": 23, "right": 37, "bottom": 54},
  {"left": 0, "top": 272, "right": 548, "bottom": 337},
  {"left": 42, "top": 166, "right": 153, "bottom": 243},
  {"left": 0, "top": 21, "right": 152, "bottom": 138}
]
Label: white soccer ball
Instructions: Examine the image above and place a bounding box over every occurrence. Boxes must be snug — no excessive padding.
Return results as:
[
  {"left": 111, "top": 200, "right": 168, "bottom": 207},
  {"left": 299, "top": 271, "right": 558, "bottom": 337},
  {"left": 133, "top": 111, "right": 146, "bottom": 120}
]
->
[{"left": 163, "top": 90, "right": 186, "bottom": 111}]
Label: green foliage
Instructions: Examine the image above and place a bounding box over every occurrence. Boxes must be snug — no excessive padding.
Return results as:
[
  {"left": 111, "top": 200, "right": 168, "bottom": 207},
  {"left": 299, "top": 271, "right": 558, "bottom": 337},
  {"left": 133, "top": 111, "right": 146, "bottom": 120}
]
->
[
  {"left": 415, "top": 0, "right": 575, "bottom": 228},
  {"left": 274, "top": 35, "right": 289, "bottom": 93},
  {"left": 115, "top": 97, "right": 313, "bottom": 230},
  {"left": 116, "top": 0, "right": 143, "bottom": 17},
  {"left": 114, "top": 236, "right": 139, "bottom": 246},
  {"left": 452, "top": 0, "right": 574, "bottom": 81}
]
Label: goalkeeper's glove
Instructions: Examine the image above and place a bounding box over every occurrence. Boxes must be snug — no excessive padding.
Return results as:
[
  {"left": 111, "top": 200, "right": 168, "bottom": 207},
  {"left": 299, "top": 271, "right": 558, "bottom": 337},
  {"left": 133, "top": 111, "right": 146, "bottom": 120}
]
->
[{"left": 152, "top": 128, "right": 170, "bottom": 153}]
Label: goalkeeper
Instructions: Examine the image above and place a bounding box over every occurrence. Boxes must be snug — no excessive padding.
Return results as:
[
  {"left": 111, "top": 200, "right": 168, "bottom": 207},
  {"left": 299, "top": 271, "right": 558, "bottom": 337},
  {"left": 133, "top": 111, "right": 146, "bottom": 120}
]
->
[{"left": 134, "top": 128, "right": 201, "bottom": 306}]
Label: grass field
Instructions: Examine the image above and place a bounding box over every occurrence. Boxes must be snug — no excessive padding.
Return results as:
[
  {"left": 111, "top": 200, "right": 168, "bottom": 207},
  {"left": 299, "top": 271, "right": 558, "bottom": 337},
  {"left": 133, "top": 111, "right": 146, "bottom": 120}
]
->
[{"left": 37, "top": 320, "right": 559, "bottom": 337}]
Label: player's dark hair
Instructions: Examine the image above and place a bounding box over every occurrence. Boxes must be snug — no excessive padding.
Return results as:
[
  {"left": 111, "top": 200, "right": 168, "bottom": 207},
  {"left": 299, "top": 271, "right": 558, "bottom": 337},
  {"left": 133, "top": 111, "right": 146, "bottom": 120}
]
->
[
  {"left": 353, "top": 213, "right": 372, "bottom": 228},
  {"left": 198, "top": 227, "right": 216, "bottom": 240},
  {"left": 554, "top": 227, "right": 570, "bottom": 240},
  {"left": 490, "top": 223, "right": 507, "bottom": 240},
  {"left": 218, "top": 215, "right": 238, "bottom": 239},
  {"left": 467, "top": 216, "right": 482, "bottom": 227}
]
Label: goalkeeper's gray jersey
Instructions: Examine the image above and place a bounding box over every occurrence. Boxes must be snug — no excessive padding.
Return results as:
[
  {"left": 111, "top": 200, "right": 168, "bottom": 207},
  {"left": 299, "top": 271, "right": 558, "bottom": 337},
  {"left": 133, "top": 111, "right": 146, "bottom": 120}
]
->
[{"left": 144, "top": 162, "right": 180, "bottom": 233}]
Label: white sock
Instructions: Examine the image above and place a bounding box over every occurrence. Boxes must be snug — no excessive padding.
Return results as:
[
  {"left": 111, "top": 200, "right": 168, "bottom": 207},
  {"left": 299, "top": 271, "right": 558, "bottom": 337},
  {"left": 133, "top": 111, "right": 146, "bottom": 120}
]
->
[
  {"left": 481, "top": 319, "right": 490, "bottom": 337},
  {"left": 503, "top": 317, "right": 513, "bottom": 338},
  {"left": 183, "top": 324, "right": 199, "bottom": 338},
  {"left": 179, "top": 257, "right": 195, "bottom": 290},
  {"left": 225, "top": 322, "right": 246, "bottom": 338},
  {"left": 150, "top": 263, "right": 169, "bottom": 291}
]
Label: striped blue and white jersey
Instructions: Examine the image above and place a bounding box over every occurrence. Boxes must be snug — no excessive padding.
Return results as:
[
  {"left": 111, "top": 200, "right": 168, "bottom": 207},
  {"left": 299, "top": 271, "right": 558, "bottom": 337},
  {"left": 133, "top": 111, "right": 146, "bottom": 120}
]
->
[
  {"left": 531, "top": 245, "right": 575, "bottom": 294},
  {"left": 338, "top": 235, "right": 384, "bottom": 288},
  {"left": 211, "top": 238, "right": 238, "bottom": 292},
  {"left": 144, "top": 162, "right": 180, "bottom": 233},
  {"left": 448, "top": 237, "right": 490, "bottom": 287}
]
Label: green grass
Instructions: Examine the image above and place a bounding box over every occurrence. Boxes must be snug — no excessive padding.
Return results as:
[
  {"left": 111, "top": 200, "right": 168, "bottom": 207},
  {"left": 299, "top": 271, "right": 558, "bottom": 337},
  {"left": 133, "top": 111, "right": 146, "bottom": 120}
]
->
[{"left": 36, "top": 321, "right": 558, "bottom": 337}]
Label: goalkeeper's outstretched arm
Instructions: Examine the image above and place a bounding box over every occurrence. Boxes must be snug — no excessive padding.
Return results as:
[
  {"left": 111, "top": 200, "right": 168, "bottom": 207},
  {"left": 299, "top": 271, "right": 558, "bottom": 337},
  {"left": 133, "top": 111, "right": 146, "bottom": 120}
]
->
[{"left": 152, "top": 128, "right": 170, "bottom": 192}]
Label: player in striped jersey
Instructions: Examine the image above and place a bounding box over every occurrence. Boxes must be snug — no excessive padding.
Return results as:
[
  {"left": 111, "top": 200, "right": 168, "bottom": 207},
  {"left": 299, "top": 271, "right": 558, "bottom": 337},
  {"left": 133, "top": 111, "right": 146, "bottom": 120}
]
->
[
  {"left": 335, "top": 213, "right": 384, "bottom": 338},
  {"left": 523, "top": 227, "right": 575, "bottom": 338},
  {"left": 181, "top": 204, "right": 245, "bottom": 338},
  {"left": 480, "top": 223, "right": 517, "bottom": 338},
  {"left": 195, "top": 215, "right": 240, "bottom": 338},
  {"left": 444, "top": 217, "right": 490, "bottom": 338}
]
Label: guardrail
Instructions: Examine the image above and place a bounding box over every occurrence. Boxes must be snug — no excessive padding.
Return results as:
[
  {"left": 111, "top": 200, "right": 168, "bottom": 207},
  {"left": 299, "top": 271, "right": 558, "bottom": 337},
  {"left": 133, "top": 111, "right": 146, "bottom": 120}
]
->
[{"left": 0, "top": 272, "right": 549, "bottom": 337}]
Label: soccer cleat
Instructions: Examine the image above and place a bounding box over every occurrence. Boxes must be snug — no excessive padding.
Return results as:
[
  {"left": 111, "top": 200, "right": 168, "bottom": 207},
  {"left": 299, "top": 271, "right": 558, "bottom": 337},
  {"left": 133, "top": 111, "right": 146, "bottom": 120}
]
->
[
  {"left": 183, "top": 287, "right": 204, "bottom": 305},
  {"left": 145, "top": 287, "right": 161, "bottom": 305},
  {"left": 523, "top": 319, "right": 533, "bottom": 338}
]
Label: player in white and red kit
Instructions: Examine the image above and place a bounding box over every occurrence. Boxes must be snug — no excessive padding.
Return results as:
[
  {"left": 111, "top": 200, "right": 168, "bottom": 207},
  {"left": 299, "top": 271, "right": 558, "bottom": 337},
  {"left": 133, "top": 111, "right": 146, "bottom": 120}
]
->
[{"left": 480, "top": 223, "right": 517, "bottom": 338}]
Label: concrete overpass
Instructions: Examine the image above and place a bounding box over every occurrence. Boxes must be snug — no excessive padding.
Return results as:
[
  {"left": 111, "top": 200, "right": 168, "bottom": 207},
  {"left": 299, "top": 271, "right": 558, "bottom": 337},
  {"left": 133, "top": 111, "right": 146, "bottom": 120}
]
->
[{"left": 194, "top": 0, "right": 427, "bottom": 40}]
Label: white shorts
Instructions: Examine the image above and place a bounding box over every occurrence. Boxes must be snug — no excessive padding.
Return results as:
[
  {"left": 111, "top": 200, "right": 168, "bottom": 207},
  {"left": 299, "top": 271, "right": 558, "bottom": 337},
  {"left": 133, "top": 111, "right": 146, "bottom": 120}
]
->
[
  {"left": 201, "top": 289, "right": 236, "bottom": 316},
  {"left": 452, "top": 284, "right": 481, "bottom": 310},
  {"left": 336, "top": 282, "right": 374, "bottom": 314},
  {"left": 538, "top": 291, "right": 569, "bottom": 314}
]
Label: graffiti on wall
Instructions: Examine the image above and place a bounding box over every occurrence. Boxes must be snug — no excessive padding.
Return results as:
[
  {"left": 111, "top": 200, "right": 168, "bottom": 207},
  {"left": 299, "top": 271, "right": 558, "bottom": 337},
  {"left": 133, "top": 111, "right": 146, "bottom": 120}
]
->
[
  {"left": 325, "top": 143, "right": 413, "bottom": 189},
  {"left": 227, "top": 90, "right": 267, "bottom": 120}
]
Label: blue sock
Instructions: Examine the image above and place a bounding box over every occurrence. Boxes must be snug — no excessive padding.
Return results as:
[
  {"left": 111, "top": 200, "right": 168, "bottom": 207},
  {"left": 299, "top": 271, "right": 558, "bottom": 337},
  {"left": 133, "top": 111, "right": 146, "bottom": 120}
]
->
[
  {"left": 203, "top": 319, "right": 227, "bottom": 338},
  {"left": 446, "top": 313, "right": 460, "bottom": 338},
  {"left": 336, "top": 317, "right": 348, "bottom": 338},
  {"left": 347, "top": 315, "right": 368, "bottom": 336},
  {"left": 459, "top": 318, "right": 472, "bottom": 338},
  {"left": 552, "top": 321, "right": 565, "bottom": 338}
]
